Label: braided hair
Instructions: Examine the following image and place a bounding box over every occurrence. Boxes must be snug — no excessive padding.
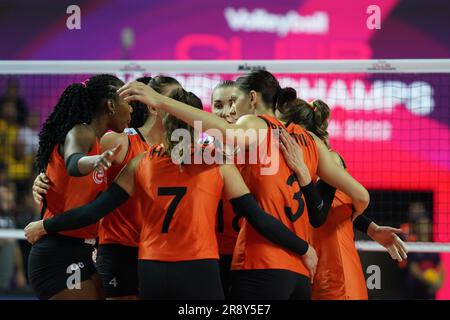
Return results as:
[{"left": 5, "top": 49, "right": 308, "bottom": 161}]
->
[{"left": 36, "top": 74, "right": 124, "bottom": 172}]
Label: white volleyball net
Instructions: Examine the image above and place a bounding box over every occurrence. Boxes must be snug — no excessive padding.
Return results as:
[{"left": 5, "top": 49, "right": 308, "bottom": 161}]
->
[{"left": 0, "top": 59, "right": 449, "bottom": 299}]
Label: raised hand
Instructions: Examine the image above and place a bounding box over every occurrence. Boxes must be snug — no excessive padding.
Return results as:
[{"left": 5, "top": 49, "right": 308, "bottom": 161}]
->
[
  {"left": 117, "top": 81, "right": 164, "bottom": 107},
  {"left": 279, "top": 129, "right": 311, "bottom": 186}
]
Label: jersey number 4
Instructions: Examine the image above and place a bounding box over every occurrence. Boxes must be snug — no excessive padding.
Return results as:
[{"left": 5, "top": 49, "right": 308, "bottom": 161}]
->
[{"left": 158, "top": 187, "right": 187, "bottom": 233}]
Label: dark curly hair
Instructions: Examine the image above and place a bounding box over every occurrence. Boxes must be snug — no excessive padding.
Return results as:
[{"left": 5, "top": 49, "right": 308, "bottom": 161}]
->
[
  {"left": 129, "top": 76, "right": 152, "bottom": 128},
  {"left": 35, "top": 74, "right": 124, "bottom": 172}
]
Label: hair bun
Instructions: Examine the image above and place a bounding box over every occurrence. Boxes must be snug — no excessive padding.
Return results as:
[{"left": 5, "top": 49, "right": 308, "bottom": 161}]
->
[
  {"left": 278, "top": 87, "right": 297, "bottom": 104},
  {"left": 275, "top": 87, "right": 297, "bottom": 113}
]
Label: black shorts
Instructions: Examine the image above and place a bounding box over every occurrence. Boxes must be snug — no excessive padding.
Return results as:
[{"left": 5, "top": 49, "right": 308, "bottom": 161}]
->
[
  {"left": 229, "top": 269, "right": 311, "bottom": 300},
  {"left": 96, "top": 244, "right": 138, "bottom": 298},
  {"left": 219, "top": 254, "right": 233, "bottom": 298},
  {"left": 138, "top": 259, "right": 224, "bottom": 300},
  {"left": 28, "top": 234, "right": 97, "bottom": 300}
]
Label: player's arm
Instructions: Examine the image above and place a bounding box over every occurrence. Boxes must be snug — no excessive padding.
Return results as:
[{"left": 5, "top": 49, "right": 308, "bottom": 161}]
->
[
  {"left": 326, "top": 150, "right": 373, "bottom": 232},
  {"left": 118, "top": 81, "right": 266, "bottom": 147},
  {"left": 63, "top": 124, "right": 122, "bottom": 176},
  {"left": 279, "top": 130, "right": 336, "bottom": 228},
  {"left": 35, "top": 130, "right": 127, "bottom": 203},
  {"left": 32, "top": 173, "right": 51, "bottom": 204},
  {"left": 354, "top": 218, "right": 407, "bottom": 261},
  {"left": 63, "top": 124, "right": 98, "bottom": 176},
  {"left": 325, "top": 151, "right": 408, "bottom": 261},
  {"left": 100, "top": 131, "right": 129, "bottom": 166},
  {"left": 24, "top": 153, "right": 145, "bottom": 244},
  {"left": 312, "top": 133, "right": 369, "bottom": 217},
  {"left": 220, "top": 164, "right": 310, "bottom": 256},
  {"left": 220, "top": 164, "right": 318, "bottom": 279}
]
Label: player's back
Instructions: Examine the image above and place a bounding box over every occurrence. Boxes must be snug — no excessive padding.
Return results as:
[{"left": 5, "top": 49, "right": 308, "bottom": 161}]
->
[
  {"left": 217, "top": 197, "right": 242, "bottom": 255},
  {"left": 232, "top": 115, "right": 318, "bottom": 277},
  {"left": 311, "top": 154, "right": 367, "bottom": 300},
  {"left": 99, "top": 128, "right": 149, "bottom": 247},
  {"left": 136, "top": 145, "right": 224, "bottom": 262}
]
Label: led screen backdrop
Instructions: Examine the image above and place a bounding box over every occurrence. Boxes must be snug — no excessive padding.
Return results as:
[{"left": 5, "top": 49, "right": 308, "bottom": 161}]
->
[{"left": 0, "top": 0, "right": 449, "bottom": 299}]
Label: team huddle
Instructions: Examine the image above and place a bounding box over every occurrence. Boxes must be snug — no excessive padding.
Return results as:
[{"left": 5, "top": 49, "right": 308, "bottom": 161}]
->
[{"left": 24, "top": 70, "right": 407, "bottom": 300}]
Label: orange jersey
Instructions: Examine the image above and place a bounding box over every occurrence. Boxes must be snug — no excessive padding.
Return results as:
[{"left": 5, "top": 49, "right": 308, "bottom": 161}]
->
[
  {"left": 199, "top": 134, "right": 243, "bottom": 256},
  {"left": 137, "top": 145, "right": 224, "bottom": 261},
  {"left": 99, "top": 128, "right": 149, "bottom": 247},
  {"left": 216, "top": 162, "right": 244, "bottom": 255},
  {"left": 231, "top": 115, "right": 318, "bottom": 277},
  {"left": 216, "top": 196, "right": 243, "bottom": 255},
  {"left": 43, "top": 139, "right": 106, "bottom": 239},
  {"left": 312, "top": 157, "right": 368, "bottom": 300}
]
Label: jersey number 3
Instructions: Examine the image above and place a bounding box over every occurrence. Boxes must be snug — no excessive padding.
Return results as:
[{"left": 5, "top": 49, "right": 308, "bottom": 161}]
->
[
  {"left": 158, "top": 187, "right": 187, "bottom": 233},
  {"left": 284, "top": 174, "right": 305, "bottom": 222}
]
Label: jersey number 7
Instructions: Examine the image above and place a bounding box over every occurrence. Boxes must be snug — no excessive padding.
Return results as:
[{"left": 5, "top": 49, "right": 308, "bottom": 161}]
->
[{"left": 158, "top": 187, "right": 187, "bottom": 233}]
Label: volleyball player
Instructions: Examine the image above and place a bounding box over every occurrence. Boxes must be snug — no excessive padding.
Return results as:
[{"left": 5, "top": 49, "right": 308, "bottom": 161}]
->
[
  {"left": 31, "top": 76, "right": 183, "bottom": 300},
  {"left": 96, "top": 75, "right": 182, "bottom": 300},
  {"left": 28, "top": 74, "right": 133, "bottom": 300},
  {"left": 25, "top": 88, "right": 320, "bottom": 300},
  {"left": 211, "top": 80, "right": 243, "bottom": 296},
  {"left": 115, "top": 70, "right": 370, "bottom": 299},
  {"left": 278, "top": 98, "right": 408, "bottom": 299}
]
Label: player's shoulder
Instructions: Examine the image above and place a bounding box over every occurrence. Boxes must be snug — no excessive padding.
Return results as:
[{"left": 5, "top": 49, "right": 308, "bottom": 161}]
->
[
  {"left": 64, "top": 124, "right": 97, "bottom": 150},
  {"left": 68, "top": 123, "right": 96, "bottom": 139},
  {"left": 128, "top": 151, "right": 148, "bottom": 171},
  {"left": 306, "top": 130, "right": 318, "bottom": 140},
  {"left": 329, "top": 150, "right": 345, "bottom": 168},
  {"left": 124, "top": 127, "right": 138, "bottom": 136},
  {"left": 288, "top": 122, "right": 306, "bottom": 132},
  {"left": 236, "top": 114, "right": 267, "bottom": 130},
  {"left": 100, "top": 130, "right": 128, "bottom": 150}
]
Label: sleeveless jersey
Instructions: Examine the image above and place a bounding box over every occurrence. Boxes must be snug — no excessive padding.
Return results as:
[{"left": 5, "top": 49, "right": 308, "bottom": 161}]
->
[
  {"left": 231, "top": 115, "right": 319, "bottom": 277},
  {"left": 43, "top": 139, "right": 106, "bottom": 239},
  {"left": 99, "top": 128, "right": 149, "bottom": 247}
]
